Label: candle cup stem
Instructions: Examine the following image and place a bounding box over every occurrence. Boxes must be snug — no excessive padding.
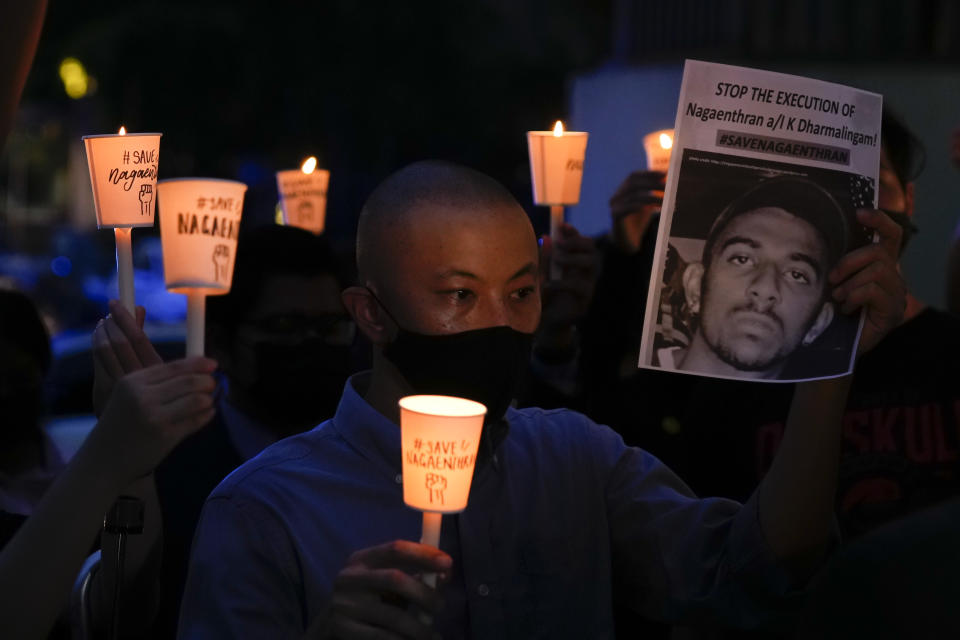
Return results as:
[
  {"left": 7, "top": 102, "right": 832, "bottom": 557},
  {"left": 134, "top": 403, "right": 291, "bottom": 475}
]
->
[
  {"left": 418, "top": 511, "right": 442, "bottom": 625},
  {"left": 186, "top": 291, "right": 206, "bottom": 357},
  {"left": 549, "top": 205, "right": 564, "bottom": 280},
  {"left": 114, "top": 228, "right": 135, "bottom": 316}
]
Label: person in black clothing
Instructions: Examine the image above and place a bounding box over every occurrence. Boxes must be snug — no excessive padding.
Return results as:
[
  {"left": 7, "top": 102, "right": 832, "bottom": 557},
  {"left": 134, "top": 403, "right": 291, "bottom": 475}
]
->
[
  {"left": 91, "top": 224, "right": 358, "bottom": 638},
  {"left": 586, "top": 108, "right": 947, "bottom": 530},
  {"left": 573, "top": 108, "right": 950, "bottom": 638}
]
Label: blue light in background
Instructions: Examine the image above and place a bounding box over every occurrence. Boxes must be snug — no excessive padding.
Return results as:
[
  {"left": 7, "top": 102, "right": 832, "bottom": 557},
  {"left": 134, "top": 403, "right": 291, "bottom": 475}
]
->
[
  {"left": 51, "top": 255, "right": 72, "bottom": 277},
  {"left": 237, "top": 159, "right": 270, "bottom": 188}
]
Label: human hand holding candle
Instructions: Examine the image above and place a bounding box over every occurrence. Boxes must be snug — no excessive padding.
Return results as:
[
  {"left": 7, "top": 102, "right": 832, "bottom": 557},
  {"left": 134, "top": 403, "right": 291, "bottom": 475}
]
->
[
  {"left": 399, "top": 395, "right": 485, "bottom": 586},
  {"left": 305, "top": 395, "right": 484, "bottom": 640},
  {"left": 83, "top": 126, "right": 162, "bottom": 315},
  {"left": 156, "top": 178, "right": 246, "bottom": 357},
  {"left": 526, "top": 120, "right": 588, "bottom": 279},
  {"left": 276, "top": 156, "right": 330, "bottom": 234}
]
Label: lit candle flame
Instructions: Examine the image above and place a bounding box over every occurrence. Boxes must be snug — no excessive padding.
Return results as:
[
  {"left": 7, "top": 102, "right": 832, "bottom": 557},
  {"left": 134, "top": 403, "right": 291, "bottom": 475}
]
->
[
  {"left": 301, "top": 156, "right": 317, "bottom": 175},
  {"left": 553, "top": 120, "right": 564, "bottom": 137},
  {"left": 659, "top": 132, "right": 673, "bottom": 149},
  {"left": 118, "top": 126, "right": 126, "bottom": 136}
]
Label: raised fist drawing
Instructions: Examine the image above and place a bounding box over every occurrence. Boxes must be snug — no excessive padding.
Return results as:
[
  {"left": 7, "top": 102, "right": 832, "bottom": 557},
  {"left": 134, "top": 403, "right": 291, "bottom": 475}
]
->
[
  {"left": 212, "top": 244, "right": 230, "bottom": 283},
  {"left": 425, "top": 473, "right": 447, "bottom": 506},
  {"left": 139, "top": 184, "right": 154, "bottom": 216},
  {"left": 296, "top": 200, "right": 315, "bottom": 223}
]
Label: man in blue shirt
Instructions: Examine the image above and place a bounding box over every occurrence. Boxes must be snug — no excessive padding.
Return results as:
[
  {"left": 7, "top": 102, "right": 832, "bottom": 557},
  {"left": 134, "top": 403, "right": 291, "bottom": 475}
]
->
[{"left": 178, "top": 161, "right": 905, "bottom": 638}]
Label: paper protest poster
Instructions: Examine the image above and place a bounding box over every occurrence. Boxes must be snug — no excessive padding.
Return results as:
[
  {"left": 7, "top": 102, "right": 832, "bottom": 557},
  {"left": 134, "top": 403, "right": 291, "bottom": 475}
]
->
[
  {"left": 83, "top": 133, "right": 162, "bottom": 228},
  {"left": 157, "top": 178, "right": 247, "bottom": 295},
  {"left": 276, "top": 168, "right": 330, "bottom": 234},
  {"left": 638, "top": 60, "right": 882, "bottom": 382}
]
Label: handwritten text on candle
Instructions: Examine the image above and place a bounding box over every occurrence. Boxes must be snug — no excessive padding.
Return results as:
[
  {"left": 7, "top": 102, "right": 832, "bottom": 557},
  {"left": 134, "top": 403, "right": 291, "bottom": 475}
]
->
[
  {"left": 109, "top": 147, "right": 158, "bottom": 192},
  {"left": 407, "top": 439, "right": 476, "bottom": 472},
  {"left": 176, "top": 196, "right": 242, "bottom": 240}
]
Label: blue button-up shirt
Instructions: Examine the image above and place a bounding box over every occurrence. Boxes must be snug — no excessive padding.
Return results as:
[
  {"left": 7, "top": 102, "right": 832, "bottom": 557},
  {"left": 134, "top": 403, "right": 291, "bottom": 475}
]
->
[{"left": 178, "top": 374, "right": 798, "bottom": 639}]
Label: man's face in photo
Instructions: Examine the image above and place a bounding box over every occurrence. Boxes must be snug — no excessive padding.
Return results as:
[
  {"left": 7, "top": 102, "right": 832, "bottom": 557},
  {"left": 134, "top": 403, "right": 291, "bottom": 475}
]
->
[{"left": 698, "top": 207, "right": 833, "bottom": 372}]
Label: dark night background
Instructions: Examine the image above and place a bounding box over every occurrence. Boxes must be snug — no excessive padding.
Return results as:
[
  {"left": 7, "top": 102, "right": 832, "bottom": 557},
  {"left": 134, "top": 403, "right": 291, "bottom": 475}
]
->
[{"left": 22, "top": 0, "right": 611, "bottom": 234}]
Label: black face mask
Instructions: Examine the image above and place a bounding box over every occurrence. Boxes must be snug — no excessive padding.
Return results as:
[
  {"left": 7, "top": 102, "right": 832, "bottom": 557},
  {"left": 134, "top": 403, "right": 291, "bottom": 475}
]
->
[
  {"left": 383, "top": 325, "right": 533, "bottom": 424},
  {"left": 879, "top": 208, "right": 918, "bottom": 254},
  {"left": 234, "top": 338, "right": 352, "bottom": 432},
  {"left": 368, "top": 289, "right": 533, "bottom": 424}
]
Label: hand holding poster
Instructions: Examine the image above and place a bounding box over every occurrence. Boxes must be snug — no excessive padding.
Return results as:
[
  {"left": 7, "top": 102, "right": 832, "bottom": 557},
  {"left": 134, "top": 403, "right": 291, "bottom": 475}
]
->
[{"left": 638, "top": 60, "right": 882, "bottom": 382}]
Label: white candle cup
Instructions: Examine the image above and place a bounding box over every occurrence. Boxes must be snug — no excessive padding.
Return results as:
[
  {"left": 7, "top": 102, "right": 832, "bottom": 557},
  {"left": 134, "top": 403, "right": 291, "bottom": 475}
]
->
[
  {"left": 399, "top": 395, "right": 486, "bottom": 514},
  {"left": 157, "top": 178, "right": 246, "bottom": 358},
  {"left": 83, "top": 132, "right": 162, "bottom": 229},
  {"left": 156, "top": 178, "right": 247, "bottom": 295},
  {"left": 276, "top": 167, "right": 330, "bottom": 235},
  {"left": 643, "top": 129, "right": 674, "bottom": 173},
  {"left": 84, "top": 131, "right": 162, "bottom": 314},
  {"left": 400, "top": 395, "right": 483, "bottom": 625},
  {"left": 526, "top": 129, "right": 588, "bottom": 207}
]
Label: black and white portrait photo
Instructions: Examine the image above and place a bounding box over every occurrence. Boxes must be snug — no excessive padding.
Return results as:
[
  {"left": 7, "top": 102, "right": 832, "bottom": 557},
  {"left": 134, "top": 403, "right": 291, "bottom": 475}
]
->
[{"left": 641, "top": 149, "right": 875, "bottom": 381}]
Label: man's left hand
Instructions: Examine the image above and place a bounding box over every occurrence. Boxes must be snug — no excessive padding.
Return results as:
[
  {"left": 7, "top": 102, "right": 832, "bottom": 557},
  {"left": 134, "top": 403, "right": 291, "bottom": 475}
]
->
[{"left": 828, "top": 209, "right": 907, "bottom": 355}]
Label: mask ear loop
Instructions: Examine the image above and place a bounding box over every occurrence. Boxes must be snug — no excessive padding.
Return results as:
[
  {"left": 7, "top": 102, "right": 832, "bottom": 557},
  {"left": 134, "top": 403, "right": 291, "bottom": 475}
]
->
[{"left": 364, "top": 286, "right": 402, "bottom": 329}]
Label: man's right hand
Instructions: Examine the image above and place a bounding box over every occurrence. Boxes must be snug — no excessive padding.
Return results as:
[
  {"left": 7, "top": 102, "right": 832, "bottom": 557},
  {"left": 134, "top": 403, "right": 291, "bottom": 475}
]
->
[
  {"left": 92, "top": 299, "right": 163, "bottom": 416},
  {"left": 309, "top": 540, "right": 451, "bottom": 640}
]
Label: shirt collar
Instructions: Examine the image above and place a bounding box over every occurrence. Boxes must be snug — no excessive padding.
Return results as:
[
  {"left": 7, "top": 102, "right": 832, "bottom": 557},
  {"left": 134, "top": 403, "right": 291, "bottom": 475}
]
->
[
  {"left": 329, "top": 372, "right": 403, "bottom": 482},
  {"left": 328, "top": 373, "right": 512, "bottom": 482},
  {"left": 216, "top": 375, "right": 280, "bottom": 461}
]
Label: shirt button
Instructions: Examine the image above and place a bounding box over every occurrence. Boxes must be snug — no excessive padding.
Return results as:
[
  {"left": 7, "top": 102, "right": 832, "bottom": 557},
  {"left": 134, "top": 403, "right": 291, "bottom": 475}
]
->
[
  {"left": 477, "top": 584, "right": 490, "bottom": 597},
  {"left": 394, "top": 474, "right": 402, "bottom": 484}
]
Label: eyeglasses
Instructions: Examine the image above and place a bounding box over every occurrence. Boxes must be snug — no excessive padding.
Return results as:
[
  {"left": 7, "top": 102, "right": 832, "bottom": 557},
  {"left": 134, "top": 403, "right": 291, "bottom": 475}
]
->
[{"left": 242, "top": 313, "right": 356, "bottom": 345}]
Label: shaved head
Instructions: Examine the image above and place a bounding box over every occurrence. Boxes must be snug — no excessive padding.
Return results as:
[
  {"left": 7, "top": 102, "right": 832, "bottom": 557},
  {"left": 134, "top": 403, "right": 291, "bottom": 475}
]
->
[
  {"left": 351, "top": 160, "right": 540, "bottom": 336},
  {"left": 357, "top": 160, "right": 529, "bottom": 285}
]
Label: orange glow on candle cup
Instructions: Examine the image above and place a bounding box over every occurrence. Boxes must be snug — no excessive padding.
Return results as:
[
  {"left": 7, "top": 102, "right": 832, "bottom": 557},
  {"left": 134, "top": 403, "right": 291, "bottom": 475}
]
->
[
  {"left": 156, "top": 178, "right": 247, "bottom": 295},
  {"left": 82, "top": 130, "right": 162, "bottom": 228},
  {"left": 277, "top": 159, "right": 329, "bottom": 235},
  {"left": 399, "top": 395, "right": 486, "bottom": 513},
  {"left": 527, "top": 121, "right": 588, "bottom": 206},
  {"left": 643, "top": 129, "right": 674, "bottom": 172}
]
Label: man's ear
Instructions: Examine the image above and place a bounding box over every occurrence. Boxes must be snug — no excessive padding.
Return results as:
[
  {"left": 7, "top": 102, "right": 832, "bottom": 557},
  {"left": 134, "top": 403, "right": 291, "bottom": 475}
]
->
[
  {"left": 802, "top": 302, "right": 835, "bottom": 346},
  {"left": 342, "top": 286, "right": 393, "bottom": 346},
  {"left": 905, "top": 181, "right": 915, "bottom": 219},
  {"left": 682, "top": 263, "right": 704, "bottom": 315}
]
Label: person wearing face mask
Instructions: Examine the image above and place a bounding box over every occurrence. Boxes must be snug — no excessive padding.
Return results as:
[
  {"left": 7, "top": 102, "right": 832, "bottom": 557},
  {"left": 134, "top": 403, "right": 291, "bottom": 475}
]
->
[
  {"left": 175, "top": 160, "right": 906, "bottom": 639},
  {"left": 89, "top": 224, "right": 358, "bottom": 638},
  {"left": 203, "top": 224, "right": 357, "bottom": 445}
]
